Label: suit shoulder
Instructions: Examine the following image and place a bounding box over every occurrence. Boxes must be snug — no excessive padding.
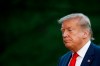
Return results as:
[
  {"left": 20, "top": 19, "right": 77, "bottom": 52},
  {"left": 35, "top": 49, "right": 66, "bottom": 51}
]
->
[
  {"left": 60, "top": 51, "right": 71, "bottom": 60},
  {"left": 58, "top": 51, "right": 71, "bottom": 66},
  {"left": 93, "top": 43, "right": 100, "bottom": 54}
]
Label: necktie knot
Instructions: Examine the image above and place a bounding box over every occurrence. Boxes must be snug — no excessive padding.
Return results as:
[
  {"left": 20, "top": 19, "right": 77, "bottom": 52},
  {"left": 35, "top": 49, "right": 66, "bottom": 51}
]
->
[{"left": 73, "top": 53, "right": 78, "bottom": 58}]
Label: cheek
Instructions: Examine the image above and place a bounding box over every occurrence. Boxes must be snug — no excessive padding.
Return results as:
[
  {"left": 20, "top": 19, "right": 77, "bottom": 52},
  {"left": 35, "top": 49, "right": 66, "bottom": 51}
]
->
[
  {"left": 72, "top": 33, "right": 83, "bottom": 42},
  {"left": 69, "top": 30, "right": 83, "bottom": 40}
]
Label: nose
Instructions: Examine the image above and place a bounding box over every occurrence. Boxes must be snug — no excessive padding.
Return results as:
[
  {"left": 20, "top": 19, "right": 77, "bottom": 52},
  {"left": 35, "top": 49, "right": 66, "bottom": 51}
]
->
[{"left": 62, "top": 30, "right": 68, "bottom": 38}]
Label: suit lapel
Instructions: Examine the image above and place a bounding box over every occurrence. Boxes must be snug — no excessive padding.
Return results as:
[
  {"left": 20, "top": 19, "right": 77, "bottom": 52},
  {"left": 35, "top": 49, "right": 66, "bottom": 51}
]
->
[
  {"left": 81, "top": 43, "right": 95, "bottom": 66},
  {"left": 63, "top": 52, "right": 72, "bottom": 66}
]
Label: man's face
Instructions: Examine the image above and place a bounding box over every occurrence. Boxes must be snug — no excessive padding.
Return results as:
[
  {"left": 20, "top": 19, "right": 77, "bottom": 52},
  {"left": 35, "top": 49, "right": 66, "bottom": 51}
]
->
[{"left": 61, "top": 19, "right": 85, "bottom": 51}]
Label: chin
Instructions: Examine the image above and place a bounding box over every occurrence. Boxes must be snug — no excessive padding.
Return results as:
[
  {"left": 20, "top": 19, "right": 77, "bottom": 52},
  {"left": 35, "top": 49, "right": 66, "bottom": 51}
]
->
[{"left": 65, "top": 43, "right": 72, "bottom": 48}]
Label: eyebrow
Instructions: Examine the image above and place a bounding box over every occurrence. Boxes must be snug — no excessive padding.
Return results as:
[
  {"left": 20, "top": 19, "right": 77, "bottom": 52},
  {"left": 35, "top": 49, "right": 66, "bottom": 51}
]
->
[{"left": 61, "top": 27, "right": 73, "bottom": 32}]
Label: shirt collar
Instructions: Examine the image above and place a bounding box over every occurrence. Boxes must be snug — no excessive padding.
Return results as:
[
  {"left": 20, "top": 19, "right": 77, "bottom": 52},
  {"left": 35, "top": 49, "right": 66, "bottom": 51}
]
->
[{"left": 77, "top": 40, "right": 91, "bottom": 58}]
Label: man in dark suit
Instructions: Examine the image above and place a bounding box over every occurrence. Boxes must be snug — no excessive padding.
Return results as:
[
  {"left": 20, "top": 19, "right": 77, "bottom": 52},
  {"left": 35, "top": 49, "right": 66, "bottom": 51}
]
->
[{"left": 58, "top": 13, "right": 100, "bottom": 66}]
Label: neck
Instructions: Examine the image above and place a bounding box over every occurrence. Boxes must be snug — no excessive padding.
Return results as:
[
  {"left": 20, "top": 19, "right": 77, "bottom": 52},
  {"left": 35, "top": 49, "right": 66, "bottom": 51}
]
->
[{"left": 72, "top": 39, "right": 90, "bottom": 52}]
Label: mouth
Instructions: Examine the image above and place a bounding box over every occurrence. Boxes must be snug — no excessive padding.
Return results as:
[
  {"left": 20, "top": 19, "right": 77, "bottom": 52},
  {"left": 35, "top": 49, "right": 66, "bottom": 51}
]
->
[
  {"left": 63, "top": 38, "right": 72, "bottom": 44},
  {"left": 63, "top": 40, "right": 71, "bottom": 44}
]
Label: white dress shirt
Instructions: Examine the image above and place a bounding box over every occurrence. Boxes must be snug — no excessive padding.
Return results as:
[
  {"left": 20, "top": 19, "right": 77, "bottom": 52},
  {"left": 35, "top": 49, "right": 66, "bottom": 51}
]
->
[{"left": 76, "top": 40, "right": 91, "bottom": 66}]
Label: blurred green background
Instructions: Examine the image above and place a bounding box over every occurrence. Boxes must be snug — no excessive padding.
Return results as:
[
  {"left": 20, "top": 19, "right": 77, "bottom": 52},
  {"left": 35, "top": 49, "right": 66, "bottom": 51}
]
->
[{"left": 0, "top": 0, "right": 100, "bottom": 66}]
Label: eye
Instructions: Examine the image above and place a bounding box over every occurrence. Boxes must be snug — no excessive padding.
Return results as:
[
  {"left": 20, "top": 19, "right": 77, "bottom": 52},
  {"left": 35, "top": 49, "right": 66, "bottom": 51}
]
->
[{"left": 68, "top": 29, "right": 72, "bottom": 31}]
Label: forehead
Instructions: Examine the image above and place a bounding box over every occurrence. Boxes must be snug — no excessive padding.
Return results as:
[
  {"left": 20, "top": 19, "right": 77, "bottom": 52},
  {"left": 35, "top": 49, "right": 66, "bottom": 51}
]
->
[{"left": 61, "top": 19, "right": 80, "bottom": 28}]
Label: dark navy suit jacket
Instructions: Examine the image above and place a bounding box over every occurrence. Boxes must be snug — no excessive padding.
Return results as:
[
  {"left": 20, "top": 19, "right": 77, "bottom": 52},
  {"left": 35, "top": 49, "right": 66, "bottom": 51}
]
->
[{"left": 58, "top": 42, "right": 100, "bottom": 66}]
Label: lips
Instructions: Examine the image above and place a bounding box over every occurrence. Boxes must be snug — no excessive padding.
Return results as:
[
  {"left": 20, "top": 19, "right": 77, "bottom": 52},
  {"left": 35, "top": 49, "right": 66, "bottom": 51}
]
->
[
  {"left": 63, "top": 40, "right": 71, "bottom": 43},
  {"left": 63, "top": 38, "right": 71, "bottom": 43}
]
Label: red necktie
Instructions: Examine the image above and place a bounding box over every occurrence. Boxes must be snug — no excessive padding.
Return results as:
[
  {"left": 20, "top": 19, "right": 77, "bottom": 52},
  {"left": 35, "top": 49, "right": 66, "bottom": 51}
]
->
[{"left": 69, "top": 53, "right": 78, "bottom": 66}]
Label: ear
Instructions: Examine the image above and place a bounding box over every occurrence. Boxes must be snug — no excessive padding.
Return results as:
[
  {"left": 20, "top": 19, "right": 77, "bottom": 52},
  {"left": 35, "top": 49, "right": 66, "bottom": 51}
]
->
[{"left": 82, "top": 30, "right": 89, "bottom": 39}]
